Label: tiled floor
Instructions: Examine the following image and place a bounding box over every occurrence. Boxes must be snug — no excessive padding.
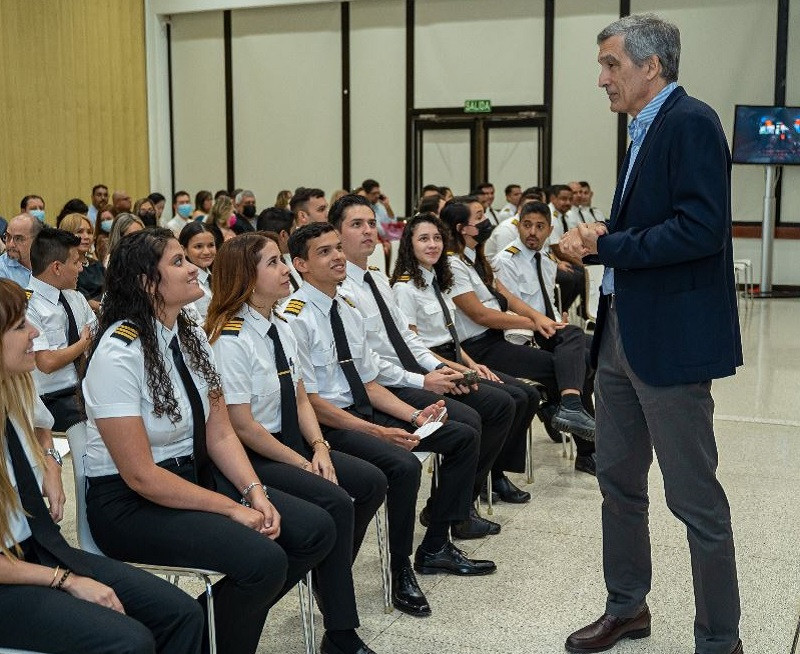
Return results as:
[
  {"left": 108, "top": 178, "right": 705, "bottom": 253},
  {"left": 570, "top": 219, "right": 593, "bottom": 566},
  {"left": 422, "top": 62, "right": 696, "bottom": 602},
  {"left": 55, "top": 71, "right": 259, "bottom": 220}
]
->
[{"left": 57, "top": 298, "right": 800, "bottom": 654}]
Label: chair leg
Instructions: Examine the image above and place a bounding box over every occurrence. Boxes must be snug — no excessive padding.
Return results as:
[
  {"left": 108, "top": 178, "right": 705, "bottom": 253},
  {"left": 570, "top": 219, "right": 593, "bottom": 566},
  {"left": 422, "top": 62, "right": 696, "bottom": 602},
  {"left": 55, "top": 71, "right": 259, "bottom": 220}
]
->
[
  {"left": 375, "top": 504, "right": 392, "bottom": 614},
  {"left": 299, "top": 572, "right": 316, "bottom": 654},
  {"left": 485, "top": 475, "right": 494, "bottom": 515},
  {"left": 525, "top": 424, "right": 535, "bottom": 485},
  {"left": 202, "top": 574, "right": 217, "bottom": 654},
  {"left": 791, "top": 611, "right": 800, "bottom": 654}
]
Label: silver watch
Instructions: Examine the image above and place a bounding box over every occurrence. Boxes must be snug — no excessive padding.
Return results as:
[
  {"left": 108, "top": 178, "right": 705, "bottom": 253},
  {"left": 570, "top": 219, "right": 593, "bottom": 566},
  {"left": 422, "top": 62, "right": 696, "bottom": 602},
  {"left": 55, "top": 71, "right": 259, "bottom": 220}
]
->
[{"left": 44, "top": 448, "right": 63, "bottom": 466}]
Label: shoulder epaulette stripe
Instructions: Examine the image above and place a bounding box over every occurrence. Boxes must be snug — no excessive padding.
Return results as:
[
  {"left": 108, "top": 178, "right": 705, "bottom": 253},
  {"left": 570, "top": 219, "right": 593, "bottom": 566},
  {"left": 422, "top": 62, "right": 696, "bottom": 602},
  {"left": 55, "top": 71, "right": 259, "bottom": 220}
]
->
[
  {"left": 110, "top": 321, "right": 139, "bottom": 345},
  {"left": 396, "top": 275, "right": 411, "bottom": 282},
  {"left": 340, "top": 295, "right": 356, "bottom": 308},
  {"left": 368, "top": 265, "right": 380, "bottom": 271},
  {"left": 24, "top": 289, "right": 33, "bottom": 299},
  {"left": 505, "top": 245, "right": 520, "bottom": 255},
  {"left": 283, "top": 299, "right": 306, "bottom": 316},
  {"left": 512, "top": 218, "right": 519, "bottom": 226},
  {"left": 220, "top": 317, "right": 244, "bottom": 336},
  {"left": 446, "top": 251, "right": 456, "bottom": 256}
]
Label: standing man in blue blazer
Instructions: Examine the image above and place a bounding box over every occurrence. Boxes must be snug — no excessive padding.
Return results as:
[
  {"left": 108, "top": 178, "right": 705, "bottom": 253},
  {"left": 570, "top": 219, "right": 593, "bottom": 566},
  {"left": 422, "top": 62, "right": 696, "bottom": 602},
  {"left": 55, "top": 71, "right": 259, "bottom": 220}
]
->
[{"left": 560, "top": 14, "right": 743, "bottom": 654}]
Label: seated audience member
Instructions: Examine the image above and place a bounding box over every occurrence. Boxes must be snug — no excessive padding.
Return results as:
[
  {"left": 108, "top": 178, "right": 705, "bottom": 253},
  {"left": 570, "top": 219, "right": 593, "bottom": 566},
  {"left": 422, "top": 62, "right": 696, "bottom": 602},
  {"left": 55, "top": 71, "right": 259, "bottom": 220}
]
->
[
  {"left": 26, "top": 227, "right": 95, "bottom": 440},
  {"left": 472, "top": 182, "right": 500, "bottom": 226},
  {"left": 440, "top": 198, "right": 596, "bottom": 443},
  {"left": 179, "top": 221, "right": 216, "bottom": 321},
  {"left": 416, "top": 194, "right": 444, "bottom": 217},
  {"left": 274, "top": 189, "right": 292, "bottom": 211},
  {"left": 59, "top": 213, "right": 105, "bottom": 312},
  {"left": 207, "top": 233, "right": 388, "bottom": 654},
  {"left": 133, "top": 197, "right": 158, "bottom": 228},
  {"left": 93, "top": 204, "right": 114, "bottom": 265},
  {"left": 491, "top": 201, "right": 597, "bottom": 475},
  {"left": 147, "top": 192, "right": 167, "bottom": 223},
  {"left": 205, "top": 195, "right": 237, "bottom": 248},
  {"left": 214, "top": 189, "right": 230, "bottom": 200},
  {"left": 82, "top": 228, "right": 335, "bottom": 654},
  {"left": 566, "top": 180, "right": 607, "bottom": 227},
  {"left": 420, "top": 184, "right": 442, "bottom": 200},
  {"left": 194, "top": 190, "right": 213, "bottom": 219},
  {"left": 361, "top": 179, "right": 394, "bottom": 241},
  {"left": 257, "top": 207, "right": 301, "bottom": 291},
  {"left": 498, "top": 184, "right": 522, "bottom": 220},
  {"left": 483, "top": 186, "right": 547, "bottom": 260},
  {"left": 284, "top": 222, "right": 494, "bottom": 618},
  {"left": 439, "top": 186, "right": 454, "bottom": 203},
  {"left": 546, "top": 184, "right": 587, "bottom": 315},
  {"left": 290, "top": 187, "right": 329, "bottom": 227},
  {"left": 329, "top": 189, "right": 348, "bottom": 206},
  {"left": 232, "top": 190, "right": 258, "bottom": 234},
  {"left": 20, "top": 195, "right": 46, "bottom": 223},
  {"left": 0, "top": 214, "right": 43, "bottom": 287},
  {"left": 105, "top": 213, "right": 144, "bottom": 266},
  {"left": 55, "top": 199, "right": 89, "bottom": 228},
  {"left": 0, "top": 278, "right": 205, "bottom": 654},
  {"left": 87, "top": 183, "right": 109, "bottom": 225},
  {"left": 165, "top": 190, "right": 194, "bottom": 236},
  {"left": 111, "top": 191, "right": 132, "bottom": 215}
]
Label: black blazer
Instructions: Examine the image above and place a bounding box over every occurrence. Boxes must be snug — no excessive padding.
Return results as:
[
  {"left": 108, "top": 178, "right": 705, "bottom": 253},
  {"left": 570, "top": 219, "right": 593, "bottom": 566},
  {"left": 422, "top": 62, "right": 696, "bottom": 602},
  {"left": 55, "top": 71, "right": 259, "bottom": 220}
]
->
[{"left": 589, "top": 87, "right": 742, "bottom": 386}]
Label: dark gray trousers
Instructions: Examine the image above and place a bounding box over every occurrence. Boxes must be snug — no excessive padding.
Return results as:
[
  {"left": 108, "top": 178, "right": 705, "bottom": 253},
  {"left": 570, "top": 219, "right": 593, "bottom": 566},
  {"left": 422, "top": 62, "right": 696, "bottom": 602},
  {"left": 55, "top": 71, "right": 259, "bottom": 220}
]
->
[{"left": 595, "top": 303, "right": 740, "bottom": 654}]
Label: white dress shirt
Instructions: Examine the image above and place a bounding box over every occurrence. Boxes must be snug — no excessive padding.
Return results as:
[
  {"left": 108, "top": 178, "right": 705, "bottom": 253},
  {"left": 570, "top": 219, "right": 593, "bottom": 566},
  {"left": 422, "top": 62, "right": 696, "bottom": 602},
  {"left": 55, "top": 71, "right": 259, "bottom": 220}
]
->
[
  {"left": 392, "top": 267, "right": 458, "bottom": 349},
  {"left": 492, "top": 237, "right": 557, "bottom": 316},
  {"left": 482, "top": 215, "right": 519, "bottom": 261},
  {"left": 448, "top": 248, "right": 498, "bottom": 341}
]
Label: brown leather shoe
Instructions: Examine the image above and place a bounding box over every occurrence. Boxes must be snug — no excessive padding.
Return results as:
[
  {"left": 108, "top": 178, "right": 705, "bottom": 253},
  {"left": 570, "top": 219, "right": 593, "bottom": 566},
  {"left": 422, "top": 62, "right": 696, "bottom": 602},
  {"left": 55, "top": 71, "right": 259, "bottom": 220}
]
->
[{"left": 565, "top": 604, "right": 651, "bottom": 653}]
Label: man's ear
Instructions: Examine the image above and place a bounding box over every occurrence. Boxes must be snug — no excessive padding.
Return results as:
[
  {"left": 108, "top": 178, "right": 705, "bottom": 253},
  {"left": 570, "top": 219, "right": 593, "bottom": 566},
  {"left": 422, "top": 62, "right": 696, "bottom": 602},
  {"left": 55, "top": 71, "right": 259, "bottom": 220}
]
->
[{"left": 293, "top": 255, "right": 309, "bottom": 275}]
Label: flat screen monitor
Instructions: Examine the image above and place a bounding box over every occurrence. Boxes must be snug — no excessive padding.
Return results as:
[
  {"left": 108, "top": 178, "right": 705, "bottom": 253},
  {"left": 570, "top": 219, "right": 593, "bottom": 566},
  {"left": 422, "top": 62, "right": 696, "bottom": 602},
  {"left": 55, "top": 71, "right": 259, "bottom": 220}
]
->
[{"left": 732, "top": 105, "right": 800, "bottom": 165}]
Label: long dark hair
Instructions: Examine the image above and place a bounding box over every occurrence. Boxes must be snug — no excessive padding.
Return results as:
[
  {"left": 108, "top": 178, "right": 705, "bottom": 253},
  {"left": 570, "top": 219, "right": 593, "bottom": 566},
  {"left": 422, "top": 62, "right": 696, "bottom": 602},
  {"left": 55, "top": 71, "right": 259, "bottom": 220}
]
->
[
  {"left": 440, "top": 199, "right": 495, "bottom": 287},
  {"left": 86, "top": 228, "right": 221, "bottom": 423},
  {"left": 390, "top": 213, "right": 454, "bottom": 292}
]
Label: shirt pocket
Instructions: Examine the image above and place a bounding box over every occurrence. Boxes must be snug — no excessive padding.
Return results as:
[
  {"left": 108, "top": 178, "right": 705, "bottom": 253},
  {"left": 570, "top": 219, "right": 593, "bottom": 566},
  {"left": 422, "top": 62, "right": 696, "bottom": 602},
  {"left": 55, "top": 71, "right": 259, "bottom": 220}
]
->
[
  {"left": 364, "top": 311, "right": 383, "bottom": 334},
  {"left": 311, "top": 343, "right": 338, "bottom": 371},
  {"left": 252, "top": 369, "right": 280, "bottom": 399},
  {"left": 44, "top": 328, "right": 66, "bottom": 348}
]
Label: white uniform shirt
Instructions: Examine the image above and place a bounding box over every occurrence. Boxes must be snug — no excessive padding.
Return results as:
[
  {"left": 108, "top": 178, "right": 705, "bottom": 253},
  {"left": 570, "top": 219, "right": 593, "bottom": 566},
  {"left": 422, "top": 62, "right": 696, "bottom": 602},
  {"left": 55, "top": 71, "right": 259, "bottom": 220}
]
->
[
  {"left": 497, "top": 202, "right": 517, "bottom": 221},
  {"left": 193, "top": 268, "right": 213, "bottom": 321},
  {"left": 448, "top": 248, "right": 498, "bottom": 341},
  {"left": 485, "top": 206, "right": 501, "bottom": 226},
  {"left": 483, "top": 215, "right": 519, "bottom": 261},
  {"left": 566, "top": 205, "right": 607, "bottom": 228},
  {"left": 82, "top": 320, "right": 212, "bottom": 477},
  {"left": 492, "top": 238, "right": 557, "bottom": 316},
  {"left": 548, "top": 203, "right": 570, "bottom": 246},
  {"left": 212, "top": 305, "right": 300, "bottom": 435},
  {"left": 165, "top": 215, "right": 190, "bottom": 237},
  {"left": 26, "top": 277, "right": 96, "bottom": 394},
  {"left": 284, "top": 283, "right": 380, "bottom": 409},
  {"left": 392, "top": 267, "right": 458, "bottom": 349},
  {"left": 4, "top": 397, "right": 54, "bottom": 547},
  {"left": 340, "top": 262, "right": 440, "bottom": 389}
]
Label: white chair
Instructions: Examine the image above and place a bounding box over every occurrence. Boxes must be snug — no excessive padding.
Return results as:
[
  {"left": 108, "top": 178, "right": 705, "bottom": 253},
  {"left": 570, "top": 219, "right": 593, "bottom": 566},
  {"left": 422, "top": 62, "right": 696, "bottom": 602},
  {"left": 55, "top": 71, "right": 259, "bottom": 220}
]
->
[
  {"left": 733, "top": 259, "right": 754, "bottom": 302},
  {"left": 65, "top": 425, "right": 316, "bottom": 654}
]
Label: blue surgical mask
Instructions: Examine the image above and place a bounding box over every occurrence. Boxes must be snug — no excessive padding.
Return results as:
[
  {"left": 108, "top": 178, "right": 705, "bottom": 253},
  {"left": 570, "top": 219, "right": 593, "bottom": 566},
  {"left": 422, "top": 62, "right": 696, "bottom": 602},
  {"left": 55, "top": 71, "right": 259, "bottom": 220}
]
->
[
  {"left": 29, "top": 209, "right": 45, "bottom": 222},
  {"left": 177, "top": 204, "right": 193, "bottom": 219},
  {"left": 101, "top": 219, "right": 113, "bottom": 233}
]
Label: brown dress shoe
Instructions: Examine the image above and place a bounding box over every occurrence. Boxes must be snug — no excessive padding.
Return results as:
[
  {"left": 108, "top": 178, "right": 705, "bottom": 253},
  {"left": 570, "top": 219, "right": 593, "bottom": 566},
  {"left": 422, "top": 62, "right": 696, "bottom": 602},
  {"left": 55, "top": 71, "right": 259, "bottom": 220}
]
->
[{"left": 565, "top": 604, "right": 651, "bottom": 653}]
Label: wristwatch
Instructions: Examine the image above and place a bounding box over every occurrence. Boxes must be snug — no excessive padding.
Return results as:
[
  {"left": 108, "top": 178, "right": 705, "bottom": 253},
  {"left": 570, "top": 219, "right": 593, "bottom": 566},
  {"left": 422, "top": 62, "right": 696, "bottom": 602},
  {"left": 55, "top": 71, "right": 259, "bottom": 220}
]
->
[
  {"left": 44, "top": 448, "right": 63, "bottom": 466},
  {"left": 310, "top": 438, "right": 331, "bottom": 451}
]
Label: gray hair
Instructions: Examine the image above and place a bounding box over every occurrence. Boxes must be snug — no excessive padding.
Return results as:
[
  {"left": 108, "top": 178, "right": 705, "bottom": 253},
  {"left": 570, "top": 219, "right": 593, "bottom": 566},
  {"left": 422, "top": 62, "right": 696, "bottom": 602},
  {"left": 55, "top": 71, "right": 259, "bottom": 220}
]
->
[
  {"left": 598, "top": 13, "right": 680, "bottom": 83},
  {"left": 235, "top": 190, "right": 255, "bottom": 205}
]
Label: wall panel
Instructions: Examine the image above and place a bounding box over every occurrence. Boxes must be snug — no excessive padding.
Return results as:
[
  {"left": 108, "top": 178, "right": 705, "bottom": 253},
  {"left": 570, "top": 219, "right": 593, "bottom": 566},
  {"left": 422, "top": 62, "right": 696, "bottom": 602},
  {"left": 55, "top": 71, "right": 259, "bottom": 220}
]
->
[
  {"left": 232, "top": 3, "right": 342, "bottom": 205},
  {"left": 780, "top": 0, "right": 800, "bottom": 225},
  {"left": 0, "top": 0, "right": 149, "bottom": 220}
]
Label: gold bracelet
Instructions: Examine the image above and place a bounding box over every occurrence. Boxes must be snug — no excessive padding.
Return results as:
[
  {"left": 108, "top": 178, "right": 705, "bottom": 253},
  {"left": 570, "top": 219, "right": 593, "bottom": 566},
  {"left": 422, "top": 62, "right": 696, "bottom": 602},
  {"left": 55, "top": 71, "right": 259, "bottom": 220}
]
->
[
  {"left": 309, "top": 439, "right": 330, "bottom": 451},
  {"left": 56, "top": 568, "right": 72, "bottom": 591},
  {"left": 50, "top": 566, "right": 61, "bottom": 588}
]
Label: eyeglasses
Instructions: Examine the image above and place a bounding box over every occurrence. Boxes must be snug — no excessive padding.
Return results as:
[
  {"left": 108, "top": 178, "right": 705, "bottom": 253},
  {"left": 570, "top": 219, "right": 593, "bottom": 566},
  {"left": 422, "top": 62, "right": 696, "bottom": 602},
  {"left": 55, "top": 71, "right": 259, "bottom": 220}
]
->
[{"left": 0, "top": 233, "right": 27, "bottom": 244}]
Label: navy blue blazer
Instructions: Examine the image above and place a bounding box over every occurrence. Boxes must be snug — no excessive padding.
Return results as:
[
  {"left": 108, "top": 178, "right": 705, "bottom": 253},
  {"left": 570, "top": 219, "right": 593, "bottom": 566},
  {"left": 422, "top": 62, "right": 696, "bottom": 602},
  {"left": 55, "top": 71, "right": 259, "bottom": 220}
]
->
[{"left": 589, "top": 87, "right": 743, "bottom": 386}]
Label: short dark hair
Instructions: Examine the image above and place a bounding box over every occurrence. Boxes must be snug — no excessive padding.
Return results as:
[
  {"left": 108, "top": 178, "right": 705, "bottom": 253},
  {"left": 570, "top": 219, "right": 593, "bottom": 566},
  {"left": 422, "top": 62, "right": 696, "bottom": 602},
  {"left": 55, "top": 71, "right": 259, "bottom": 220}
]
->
[
  {"left": 56, "top": 198, "right": 89, "bottom": 227},
  {"left": 518, "top": 201, "right": 551, "bottom": 221},
  {"left": 579, "top": 181, "right": 591, "bottom": 190},
  {"left": 327, "top": 194, "right": 373, "bottom": 231},
  {"left": 173, "top": 190, "right": 190, "bottom": 204},
  {"left": 416, "top": 195, "right": 442, "bottom": 215},
  {"left": 421, "top": 184, "right": 440, "bottom": 195},
  {"left": 522, "top": 186, "right": 546, "bottom": 202},
  {"left": 20, "top": 195, "right": 44, "bottom": 211},
  {"left": 92, "top": 184, "right": 108, "bottom": 195},
  {"left": 288, "top": 222, "right": 336, "bottom": 261},
  {"left": 361, "top": 179, "right": 380, "bottom": 193},
  {"left": 290, "top": 187, "right": 326, "bottom": 215},
  {"left": 30, "top": 226, "right": 80, "bottom": 276},
  {"left": 257, "top": 207, "right": 294, "bottom": 233},
  {"left": 148, "top": 192, "right": 166, "bottom": 205},
  {"left": 473, "top": 182, "right": 493, "bottom": 193},
  {"left": 214, "top": 189, "right": 230, "bottom": 200},
  {"left": 504, "top": 184, "right": 521, "bottom": 196},
  {"left": 548, "top": 184, "right": 571, "bottom": 199},
  {"left": 450, "top": 194, "right": 480, "bottom": 206}
]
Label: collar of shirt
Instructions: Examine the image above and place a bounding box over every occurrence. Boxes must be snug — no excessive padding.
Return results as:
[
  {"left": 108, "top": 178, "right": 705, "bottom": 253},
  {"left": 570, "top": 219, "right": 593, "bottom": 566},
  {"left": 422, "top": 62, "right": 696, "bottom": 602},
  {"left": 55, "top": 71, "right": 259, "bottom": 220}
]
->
[
  {"left": 197, "top": 268, "right": 211, "bottom": 286},
  {"left": 463, "top": 247, "right": 476, "bottom": 263},
  {"left": 548, "top": 203, "right": 563, "bottom": 220},
  {"left": 156, "top": 319, "right": 180, "bottom": 354},
  {"left": 242, "top": 303, "right": 272, "bottom": 338},
  {"left": 1, "top": 253, "right": 28, "bottom": 271},
  {"left": 628, "top": 81, "right": 678, "bottom": 145},
  {"left": 345, "top": 260, "right": 367, "bottom": 285},
  {"left": 512, "top": 237, "right": 538, "bottom": 264},
  {"left": 420, "top": 266, "right": 436, "bottom": 286},
  {"left": 302, "top": 282, "right": 336, "bottom": 316},
  {"left": 28, "top": 276, "right": 60, "bottom": 305}
]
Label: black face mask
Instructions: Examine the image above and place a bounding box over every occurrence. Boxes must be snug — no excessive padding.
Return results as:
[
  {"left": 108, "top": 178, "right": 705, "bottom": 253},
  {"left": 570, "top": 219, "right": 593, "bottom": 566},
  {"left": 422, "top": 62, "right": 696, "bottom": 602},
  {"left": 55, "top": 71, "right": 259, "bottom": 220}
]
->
[
  {"left": 138, "top": 211, "right": 157, "bottom": 226},
  {"left": 243, "top": 205, "right": 257, "bottom": 219},
  {"left": 473, "top": 219, "right": 493, "bottom": 244}
]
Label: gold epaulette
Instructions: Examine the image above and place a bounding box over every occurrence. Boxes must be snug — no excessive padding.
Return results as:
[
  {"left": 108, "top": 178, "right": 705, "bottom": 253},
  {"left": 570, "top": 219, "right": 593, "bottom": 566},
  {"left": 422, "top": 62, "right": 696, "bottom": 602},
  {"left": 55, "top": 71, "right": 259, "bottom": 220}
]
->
[
  {"left": 504, "top": 245, "right": 520, "bottom": 255},
  {"left": 368, "top": 265, "right": 380, "bottom": 271},
  {"left": 221, "top": 317, "right": 244, "bottom": 336},
  {"left": 24, "top": 289, "right": 33, "bottom": 300},
  {"left": 395, "top": 274, "right": 411, "bottom": 282},
  {"left": 110, "top": 321, "right": 139, "bottom": 345},
  {"left": 446, "top": 251, "right": 456, "bottom": 256},
  {"left": 340, "top": 295, "right": 356, "bottom": 308},
  {"left": 511, "top": 218, "right": 519, "bottom": 226},
  {"left": 283, "top": 299, "right": 306, "bottom": 316}
]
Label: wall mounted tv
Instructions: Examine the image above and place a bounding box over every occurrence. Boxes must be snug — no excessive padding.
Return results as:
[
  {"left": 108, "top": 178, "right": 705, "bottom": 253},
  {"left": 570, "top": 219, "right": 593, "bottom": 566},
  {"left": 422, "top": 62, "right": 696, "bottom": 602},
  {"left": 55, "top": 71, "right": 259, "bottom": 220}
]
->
[{"left": 732, "top": 105, "right": 800, "bottom": 165}]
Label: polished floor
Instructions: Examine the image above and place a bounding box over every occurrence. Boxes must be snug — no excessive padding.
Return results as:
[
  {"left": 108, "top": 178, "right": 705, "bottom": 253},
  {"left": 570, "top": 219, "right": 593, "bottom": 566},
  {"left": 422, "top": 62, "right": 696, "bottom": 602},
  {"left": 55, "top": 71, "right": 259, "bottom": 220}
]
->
[{"left": 57, "top": 298, "right": 800, "bottom": 654}]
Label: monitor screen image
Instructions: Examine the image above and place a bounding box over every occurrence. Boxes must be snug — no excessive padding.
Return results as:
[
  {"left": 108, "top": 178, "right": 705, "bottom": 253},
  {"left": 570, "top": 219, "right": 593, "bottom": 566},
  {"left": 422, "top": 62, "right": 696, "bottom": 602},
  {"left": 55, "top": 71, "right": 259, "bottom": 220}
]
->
[{"left": 732, "top": 105, "right": 800, "bottom": 165}]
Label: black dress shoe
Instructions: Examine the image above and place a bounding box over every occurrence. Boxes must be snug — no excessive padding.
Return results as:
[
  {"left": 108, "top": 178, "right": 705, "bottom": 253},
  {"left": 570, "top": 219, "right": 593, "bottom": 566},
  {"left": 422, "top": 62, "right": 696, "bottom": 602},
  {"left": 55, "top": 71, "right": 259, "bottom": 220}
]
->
[
  {"left": 565, "top": 604, "right": 651, "bottom": 653},
  {"left": 452, "top": 507, "right": 499, "bottom": 539},
  {"left": 391, "top": 563, "right": 431, "bottom": 617},
  {"left": 492, "top": 475, "right": 531, "bottom": 503},
  {"left": 574, "top": 453, "right": 596, "bottom": 476},
  {"left": 419, "top": 505, "right": 430, "bottom": 528},
  {"left": 479, "top": 483, "right": 499, "bottom": 503},
  {"left": 320, "top": 634, "right": 377, "bottom": 654},
  {"left": 536, "top": 401, "right": 564, "bottom": 442},
  {"left": 414, "top": 541, "right": 496, "bottom": 576},
  {"left": 552, "top": 405, "right": 596, "bottom": 441}
]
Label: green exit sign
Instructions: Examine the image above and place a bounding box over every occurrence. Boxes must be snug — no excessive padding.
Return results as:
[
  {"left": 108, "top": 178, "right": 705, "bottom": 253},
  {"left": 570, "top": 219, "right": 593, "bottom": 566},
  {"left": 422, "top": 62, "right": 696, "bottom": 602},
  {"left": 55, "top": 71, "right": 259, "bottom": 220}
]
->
[{"left": 464, "top": 99, "right": 492, "bottom": 113}]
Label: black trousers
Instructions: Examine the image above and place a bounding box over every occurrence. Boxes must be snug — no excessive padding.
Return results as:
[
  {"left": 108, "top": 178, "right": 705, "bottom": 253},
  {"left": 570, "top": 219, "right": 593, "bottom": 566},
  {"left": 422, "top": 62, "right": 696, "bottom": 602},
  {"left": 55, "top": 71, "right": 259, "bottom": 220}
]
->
[
  {"left": 556, "top": 264, "right": 586, "bottom": 314},
  {"left": 242, "top": 450, "right": 387, "bottom": 630},
  {"left": 87, "top": 461, "right": 335, "bottom": 654},
  {"left": 534, "top": 323, "right": 588, "bottom": 392},
  {"left": 0, "top": 539, "right": 204, "bottom": 654},
  {"left": 324, "top": 408, "right": 479, "bottom": 557}
]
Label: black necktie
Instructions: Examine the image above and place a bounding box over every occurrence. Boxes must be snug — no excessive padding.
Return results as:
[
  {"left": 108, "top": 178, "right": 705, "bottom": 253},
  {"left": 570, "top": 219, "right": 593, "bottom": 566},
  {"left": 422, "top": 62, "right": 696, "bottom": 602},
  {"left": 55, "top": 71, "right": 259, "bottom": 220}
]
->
[
  {"left": 330, "top": 300, "right": 373, "bottom": 419},
  {"left": 58, "top": 292, "right": 84, "bottom": 372},
  {"left": 363, "top": 271, "right": 426, "bottom": 375},
  {"left": 289, "top": 274, "right": 299, "bottom": 292},
  {"left": 534, "top": 252, "right": 556, "bottom": 320},
  {"left": 168, "top": 336, "right": 215, "bottom": 490},
  {"left": 6, "top": 418, "right": 83, "bottom": 569},
  {"left": 266, "top": 323, "right": 307, "bottom": 456},
  {"left": 431, "top": 277, "right": 463, "bottom": 364},
  {"left": 577, "top": 208, "right": 587, "bottom": 224}
]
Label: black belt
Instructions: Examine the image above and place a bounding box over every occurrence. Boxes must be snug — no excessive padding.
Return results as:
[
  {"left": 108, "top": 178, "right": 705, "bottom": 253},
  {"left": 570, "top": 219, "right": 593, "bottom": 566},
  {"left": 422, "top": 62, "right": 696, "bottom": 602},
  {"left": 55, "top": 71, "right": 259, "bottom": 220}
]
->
[
  {"left": 429, "top": 342, "right": 457, "bottom": 361},
  {"left": 460, "top": 329, "right": 501, "bottom": 348},
  {"left": 88, "top": 454, "right": 195, "bottom": 486}
]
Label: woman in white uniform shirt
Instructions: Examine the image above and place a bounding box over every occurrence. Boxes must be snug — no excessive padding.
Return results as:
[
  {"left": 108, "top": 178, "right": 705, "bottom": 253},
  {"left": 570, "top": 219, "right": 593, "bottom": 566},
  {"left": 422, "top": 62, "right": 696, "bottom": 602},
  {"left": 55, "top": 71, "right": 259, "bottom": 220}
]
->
[
  {"left": 179, "top": 222, "right": 215, "bottom": 321},
  {"left": 81, "top": 229, "right": 335, "bottom": 654},
  {"left": 206, "top": 232, "right": 387, "bottom": 654},
  {"left": 0, "top": 279, "right": 204, "bottom": 654}
]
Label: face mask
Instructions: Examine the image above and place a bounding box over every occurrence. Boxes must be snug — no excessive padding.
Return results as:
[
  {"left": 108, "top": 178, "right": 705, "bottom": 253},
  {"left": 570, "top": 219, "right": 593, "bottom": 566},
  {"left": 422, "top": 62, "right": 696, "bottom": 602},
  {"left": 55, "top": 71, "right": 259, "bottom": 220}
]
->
[
  {"left": 243, "top": 205, "right": 256, "bottom": 219},
  {"left": 30, "top": 209, "right": 45, "bottom": 222},
  {"left": 473, "top": 219, "right": 493, "bottom": 244},
  {"left": 101, "top": 219, "right": 113, "bottom": 233},
  {"left": 139, "top": 211, "right": 156, "bottom": 225},
  {"left": 177, "top": 203, "right": 193, "bottom": 219}
]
